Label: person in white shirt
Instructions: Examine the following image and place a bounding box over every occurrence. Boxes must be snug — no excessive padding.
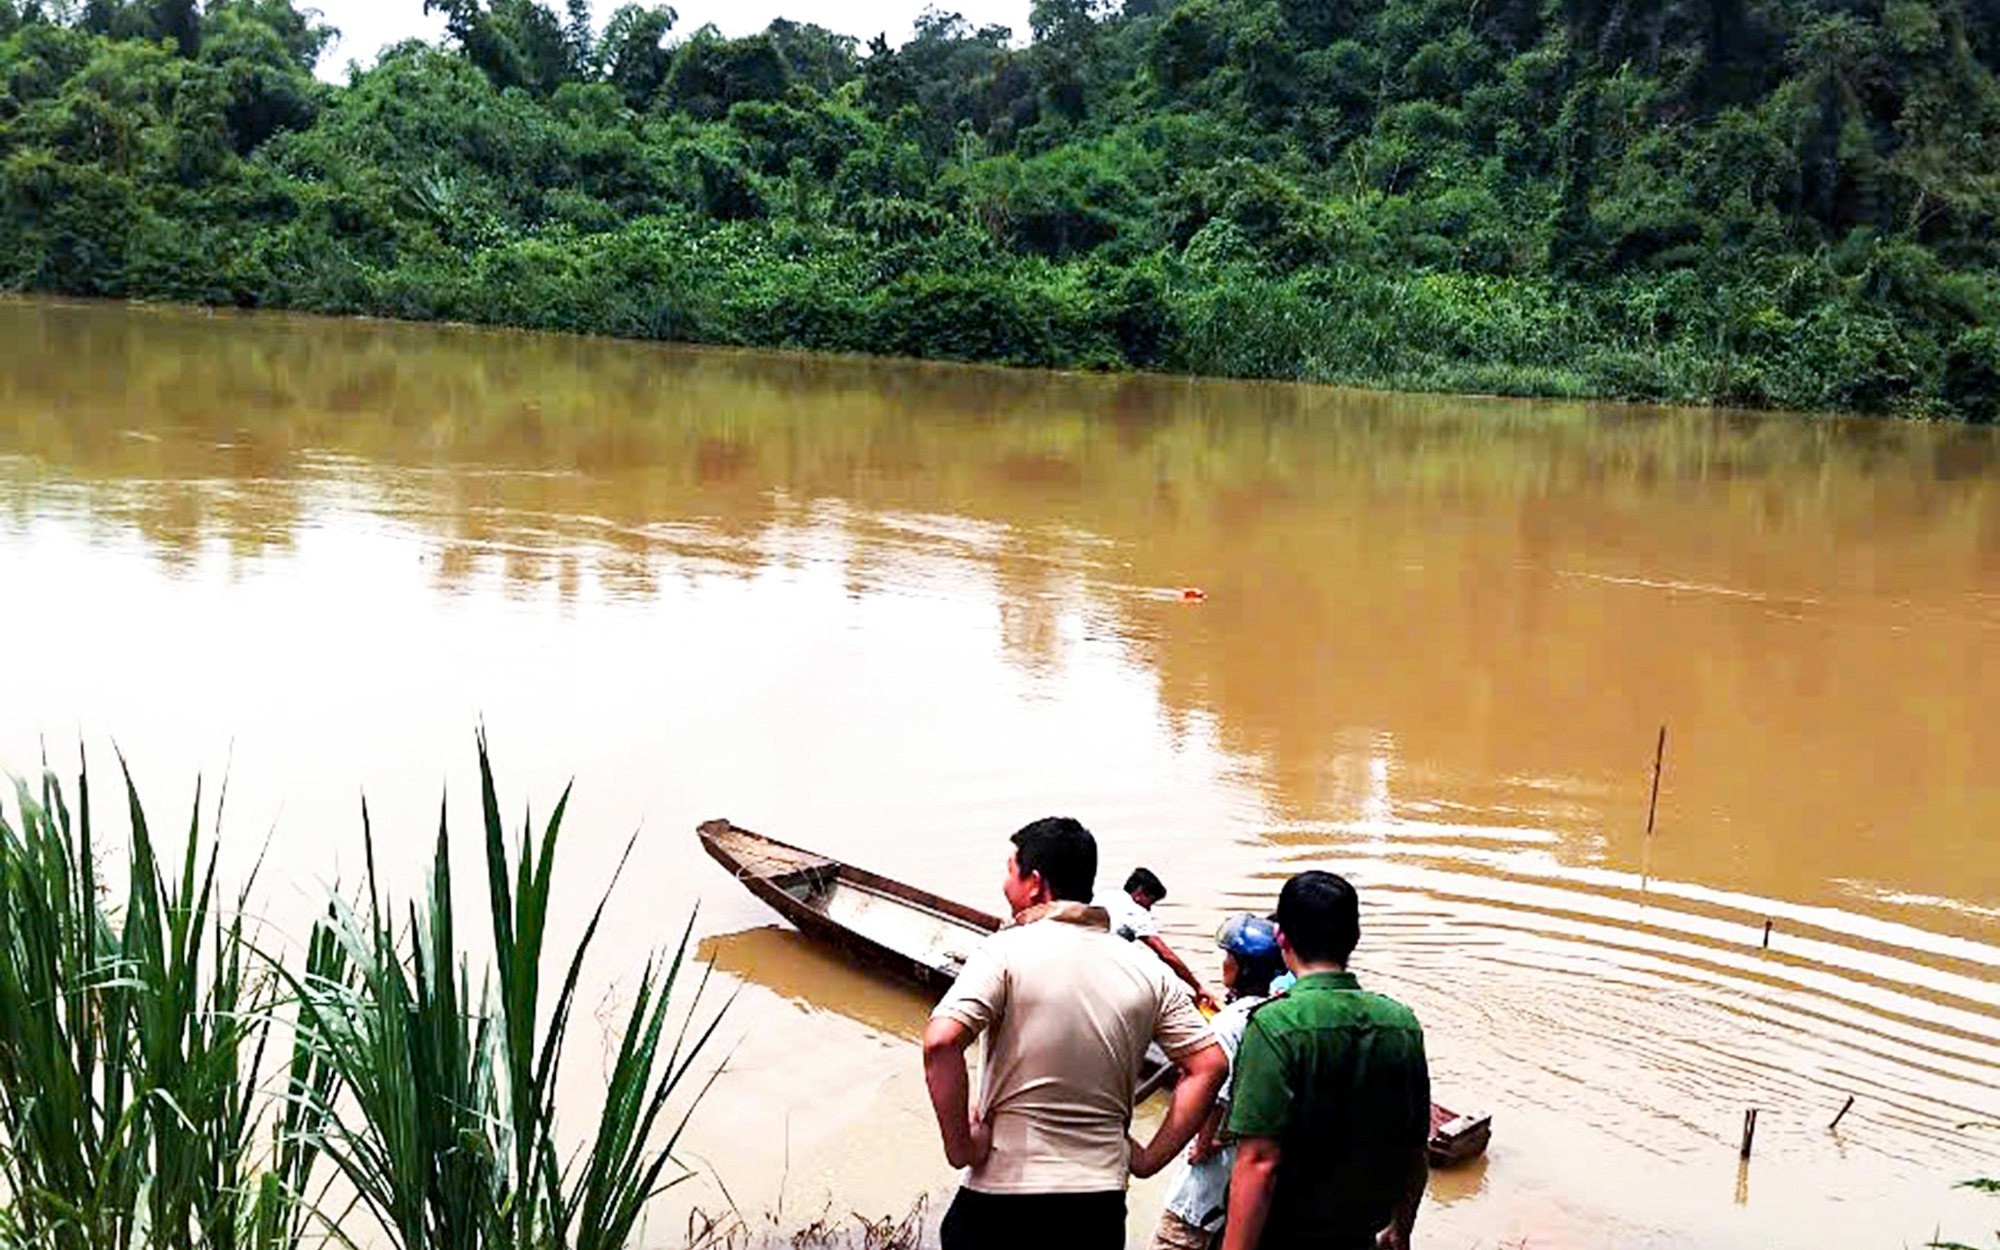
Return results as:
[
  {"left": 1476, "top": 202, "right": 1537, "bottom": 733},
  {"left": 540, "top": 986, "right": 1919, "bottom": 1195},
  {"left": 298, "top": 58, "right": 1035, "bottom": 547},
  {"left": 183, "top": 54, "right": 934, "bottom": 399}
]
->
[
  {"left": 1151, "top": 914, "right": 1287, "bottom": 1250},
  {"left": 1105, "top": 867, "right": 1221, "bottom": 1012},
  {"left": 923, "top": 819, "right": 1227, "bottom": 1250}
]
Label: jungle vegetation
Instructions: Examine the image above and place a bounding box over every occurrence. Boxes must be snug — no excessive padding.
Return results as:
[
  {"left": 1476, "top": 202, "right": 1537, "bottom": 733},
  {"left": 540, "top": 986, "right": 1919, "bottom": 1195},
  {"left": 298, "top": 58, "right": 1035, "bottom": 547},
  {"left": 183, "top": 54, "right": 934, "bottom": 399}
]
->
[{"left": 1, "top": 0, "right": 1998, "bottom": 419}]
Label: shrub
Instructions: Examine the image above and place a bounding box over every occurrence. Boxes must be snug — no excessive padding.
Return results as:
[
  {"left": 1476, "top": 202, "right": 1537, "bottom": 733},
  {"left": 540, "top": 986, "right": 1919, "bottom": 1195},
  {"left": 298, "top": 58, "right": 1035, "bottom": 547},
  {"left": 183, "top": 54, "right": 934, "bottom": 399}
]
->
[
  {"left": 868, "top": 271, "right": 1064, "bottom": 366},
  {"left": 1943, "top": 327, "right": 2000, "bottom": 423}
]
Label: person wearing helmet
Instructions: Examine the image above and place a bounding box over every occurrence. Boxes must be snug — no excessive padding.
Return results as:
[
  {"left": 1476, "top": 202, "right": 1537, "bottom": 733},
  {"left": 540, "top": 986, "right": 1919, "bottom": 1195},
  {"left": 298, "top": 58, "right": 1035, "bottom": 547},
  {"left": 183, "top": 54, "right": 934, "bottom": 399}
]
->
[
  {"left": 1222, "top": 872, "right": 1429, "bottom": 1250},
  {"left": 1149, "top": 914, "right": 1287, "bottom": 1250}
]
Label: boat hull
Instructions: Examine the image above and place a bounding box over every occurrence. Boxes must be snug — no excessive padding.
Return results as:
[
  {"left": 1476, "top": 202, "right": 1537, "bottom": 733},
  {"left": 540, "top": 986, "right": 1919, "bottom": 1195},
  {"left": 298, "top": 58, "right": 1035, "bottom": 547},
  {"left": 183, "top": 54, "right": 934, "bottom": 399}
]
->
[{"left": 699, "top": 818, "right": 1001, "bottom": 997}]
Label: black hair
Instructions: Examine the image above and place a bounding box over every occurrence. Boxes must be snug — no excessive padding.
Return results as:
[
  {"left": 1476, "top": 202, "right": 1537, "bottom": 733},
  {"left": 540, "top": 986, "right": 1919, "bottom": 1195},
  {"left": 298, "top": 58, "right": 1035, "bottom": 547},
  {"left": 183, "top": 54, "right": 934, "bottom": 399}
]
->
[
  {"left": 1231, "top": 951, "right": 1283, "bottom": 997},
  {"left": 1011, "top": 817, "right": 1098, "bottom": 903},
  {"left": 1275, "top": 870, "right": 1360, "bottom": 964},
  {"left": 1123, "top": 867, "right": 1166, "bottom": 901}
]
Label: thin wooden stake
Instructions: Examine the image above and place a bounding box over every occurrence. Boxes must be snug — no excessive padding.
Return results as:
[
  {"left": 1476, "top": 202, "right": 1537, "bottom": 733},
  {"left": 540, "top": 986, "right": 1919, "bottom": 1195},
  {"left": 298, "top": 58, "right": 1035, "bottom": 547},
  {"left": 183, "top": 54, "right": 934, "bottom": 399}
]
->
[
  {"left": 1762, "top": 919, "right": 1773, "bottom": 949},
  {"left": 1739, "top": 1108, "right": 1758, "bottom": 1159},
  {"left": 1830, "top": 1095, "right": 1855, "bottom": 1131},
  {"left": 1645, "top": 724, "right": 1667, "bottom": 837}
]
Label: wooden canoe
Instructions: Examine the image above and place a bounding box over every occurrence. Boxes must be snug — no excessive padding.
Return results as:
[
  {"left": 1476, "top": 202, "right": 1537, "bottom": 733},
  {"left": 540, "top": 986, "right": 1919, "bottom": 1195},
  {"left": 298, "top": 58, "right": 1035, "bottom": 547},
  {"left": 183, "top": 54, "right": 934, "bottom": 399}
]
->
[{"left": 697, "top": 818, "right": 1492, "bottom": 1167}]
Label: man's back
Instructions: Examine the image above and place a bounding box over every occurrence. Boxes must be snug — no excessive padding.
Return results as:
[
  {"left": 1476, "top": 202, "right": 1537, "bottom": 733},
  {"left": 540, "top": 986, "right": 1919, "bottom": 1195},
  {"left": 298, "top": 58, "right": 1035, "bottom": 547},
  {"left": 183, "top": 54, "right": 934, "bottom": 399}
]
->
[
  {"left": 933, "top": 902, "right": 1211, "bottom": 1193},
  {"left": 1104, "top": 891, "right": 1156, "bottom": 942},
  {"left": 1226, "top": 971, "right": 1430, "bottom": 1249}
]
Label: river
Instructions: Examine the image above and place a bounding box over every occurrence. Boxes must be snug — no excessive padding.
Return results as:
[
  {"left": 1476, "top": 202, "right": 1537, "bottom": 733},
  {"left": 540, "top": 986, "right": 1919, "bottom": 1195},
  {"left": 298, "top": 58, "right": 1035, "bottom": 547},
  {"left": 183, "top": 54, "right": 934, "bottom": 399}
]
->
[{"left": 3, "top": 298, "right": 1997, "bottom": 1249}]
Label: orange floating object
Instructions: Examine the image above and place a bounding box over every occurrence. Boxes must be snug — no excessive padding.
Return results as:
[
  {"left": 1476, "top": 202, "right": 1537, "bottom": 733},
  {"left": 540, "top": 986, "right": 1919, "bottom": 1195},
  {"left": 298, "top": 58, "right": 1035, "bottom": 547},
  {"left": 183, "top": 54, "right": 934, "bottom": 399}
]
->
[{"left": 1179, "top": 587, "right": 1207, "bottom": 602}]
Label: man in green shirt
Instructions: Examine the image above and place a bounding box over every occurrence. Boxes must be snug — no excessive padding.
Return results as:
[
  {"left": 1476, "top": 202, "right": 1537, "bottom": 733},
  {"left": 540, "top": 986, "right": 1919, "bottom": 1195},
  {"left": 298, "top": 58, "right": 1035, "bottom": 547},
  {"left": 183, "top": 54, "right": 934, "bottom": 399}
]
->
[{"left": 1221, "top": 872, "right": 1430, "bottom": 1250}]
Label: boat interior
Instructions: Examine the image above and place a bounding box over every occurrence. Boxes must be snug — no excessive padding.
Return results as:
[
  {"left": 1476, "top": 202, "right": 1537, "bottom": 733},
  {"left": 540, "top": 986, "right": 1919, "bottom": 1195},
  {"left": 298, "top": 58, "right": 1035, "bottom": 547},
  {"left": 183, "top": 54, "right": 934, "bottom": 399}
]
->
[{"left": 772, "top": 864, "right": 991, "bottom": 978}]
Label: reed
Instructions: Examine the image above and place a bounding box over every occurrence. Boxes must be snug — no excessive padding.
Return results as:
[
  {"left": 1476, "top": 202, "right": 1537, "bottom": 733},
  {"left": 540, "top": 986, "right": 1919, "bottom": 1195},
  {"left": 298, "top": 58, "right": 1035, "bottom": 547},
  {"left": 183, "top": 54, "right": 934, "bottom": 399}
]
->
[
  {"left": 281, "top": 731, "right": 727, "bottom": 1250},
  {"left": 1928, "top": 1163, "right": 2000, "bottom": 1248},
  {"left": 0, "top": 737, "right": 723, "bottom": 1250},
  {"left": 687, "top": 1200, "right": 930, "bottom": 1250},
  {"left": 0, "top": 760, "right": 279, "bottom": 1250}
]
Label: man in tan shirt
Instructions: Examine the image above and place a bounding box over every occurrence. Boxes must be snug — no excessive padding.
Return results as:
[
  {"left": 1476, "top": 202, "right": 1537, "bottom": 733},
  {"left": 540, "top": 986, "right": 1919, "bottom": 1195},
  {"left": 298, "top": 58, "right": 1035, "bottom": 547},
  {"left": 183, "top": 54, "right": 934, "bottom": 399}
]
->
[{"left": 924, "top": 816, "right": 1227, "bottom": 1250}]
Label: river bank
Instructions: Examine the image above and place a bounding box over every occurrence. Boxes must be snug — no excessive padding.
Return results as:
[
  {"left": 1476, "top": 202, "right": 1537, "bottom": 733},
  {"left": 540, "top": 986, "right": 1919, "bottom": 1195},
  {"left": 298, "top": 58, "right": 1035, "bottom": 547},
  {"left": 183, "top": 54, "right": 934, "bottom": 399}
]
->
[
  {"left": 5, "top": 2, "right": 2000, "bottom": 424},
  {"left": 12, "top": 209, "right": 2000, "bottom": 425}
]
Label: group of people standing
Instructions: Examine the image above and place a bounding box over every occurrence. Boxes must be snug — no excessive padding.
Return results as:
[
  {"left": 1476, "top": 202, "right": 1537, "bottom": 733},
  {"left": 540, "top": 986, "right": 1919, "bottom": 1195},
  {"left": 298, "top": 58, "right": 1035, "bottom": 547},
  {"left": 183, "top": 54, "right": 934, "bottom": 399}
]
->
[{"left": 922, "top": 817, "right": 1431, "bottom": 1250}]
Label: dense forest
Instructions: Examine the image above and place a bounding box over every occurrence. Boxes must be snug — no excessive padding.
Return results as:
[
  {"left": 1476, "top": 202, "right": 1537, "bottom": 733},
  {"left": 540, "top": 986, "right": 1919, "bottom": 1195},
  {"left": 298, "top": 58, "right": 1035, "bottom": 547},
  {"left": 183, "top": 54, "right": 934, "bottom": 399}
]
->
[{"left": 1, "top": 0, "right": 1997, "bottom": 419}]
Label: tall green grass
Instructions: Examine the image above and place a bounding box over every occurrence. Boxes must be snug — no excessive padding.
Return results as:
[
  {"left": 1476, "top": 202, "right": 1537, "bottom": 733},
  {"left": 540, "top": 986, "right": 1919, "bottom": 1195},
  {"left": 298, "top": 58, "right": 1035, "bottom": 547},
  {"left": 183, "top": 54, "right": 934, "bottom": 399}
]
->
[
  {"left": 0, "top": 762, "right": 275, "bottom": 1250},
  {"left": 286, "top": 735, "right": 727, "bottom": 1250},
  {"left": 0, "top": 738, "right": 723, "bottom": 1250}
]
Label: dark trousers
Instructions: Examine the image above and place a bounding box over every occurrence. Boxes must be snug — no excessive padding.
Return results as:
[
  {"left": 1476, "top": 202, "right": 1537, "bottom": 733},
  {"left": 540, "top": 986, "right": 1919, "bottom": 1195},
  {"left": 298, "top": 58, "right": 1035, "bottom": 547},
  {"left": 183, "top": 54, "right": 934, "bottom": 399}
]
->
[{"left": 939, "top": 1187, "right": 1125, "bottom": 1250}]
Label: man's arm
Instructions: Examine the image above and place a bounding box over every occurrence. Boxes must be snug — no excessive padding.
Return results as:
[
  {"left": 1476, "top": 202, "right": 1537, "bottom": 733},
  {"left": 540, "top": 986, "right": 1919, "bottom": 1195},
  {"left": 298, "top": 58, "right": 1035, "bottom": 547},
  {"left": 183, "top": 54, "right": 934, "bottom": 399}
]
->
[
  {"left": 1381, "top": 1035, "right": 1430, "bottom": 1250},
  {"left": 1221, "top": 1137, "right": 1281, "bottom": 1250},
  {"left": 1379, "top": 1144, "right": 1427, "bottom": 1250},
  {"left": 1140, "top": 935, "right": 1220, "bottom": 1011},
  {"left": 922, "top": 1017, "right": 991, "bottom": 1170},
  {"left": 1187, "top": 1097, "right": 1228, "bottom": 1163},
  {"left": 1129, "top": 1040, "right": 1225, "bottom": 1177}
]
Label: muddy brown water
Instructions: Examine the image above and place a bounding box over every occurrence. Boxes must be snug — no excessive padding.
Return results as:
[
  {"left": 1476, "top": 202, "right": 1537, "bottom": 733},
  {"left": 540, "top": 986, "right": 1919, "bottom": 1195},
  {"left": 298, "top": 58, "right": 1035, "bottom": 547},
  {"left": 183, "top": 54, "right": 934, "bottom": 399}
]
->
[{"left": 3, "top": 298, "right": 1998, "bottom": 1248}]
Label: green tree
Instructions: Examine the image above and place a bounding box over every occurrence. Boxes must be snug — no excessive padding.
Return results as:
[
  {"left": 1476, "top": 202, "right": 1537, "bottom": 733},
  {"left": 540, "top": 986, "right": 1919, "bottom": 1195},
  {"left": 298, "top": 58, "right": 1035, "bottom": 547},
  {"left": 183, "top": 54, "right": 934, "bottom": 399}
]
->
[
  {"left": 600, "top": 4, "right": 675, "bottom": 108},
  {"left": 661, "top": 27, "right": 790, "bottom": 120},
  {"left": 426, "top": 0, "right": 583, "bottom": 95},
  {"left": 763, "top": 18, "right": 859, "bottom": 94},
  {"left": 203, "top": 0, "right": 333, "bottom": 72},
  {"left": 199, "top": 4, "right": 319, "bottom": 152}
]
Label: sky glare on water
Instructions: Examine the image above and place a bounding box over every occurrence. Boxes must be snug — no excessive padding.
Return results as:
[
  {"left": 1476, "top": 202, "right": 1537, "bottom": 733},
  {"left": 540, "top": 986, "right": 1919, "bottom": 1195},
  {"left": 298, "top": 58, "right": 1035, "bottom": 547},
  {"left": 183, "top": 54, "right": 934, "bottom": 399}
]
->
[{"left": 310, "top": 0, "right": 1034, "bottom": 81}]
